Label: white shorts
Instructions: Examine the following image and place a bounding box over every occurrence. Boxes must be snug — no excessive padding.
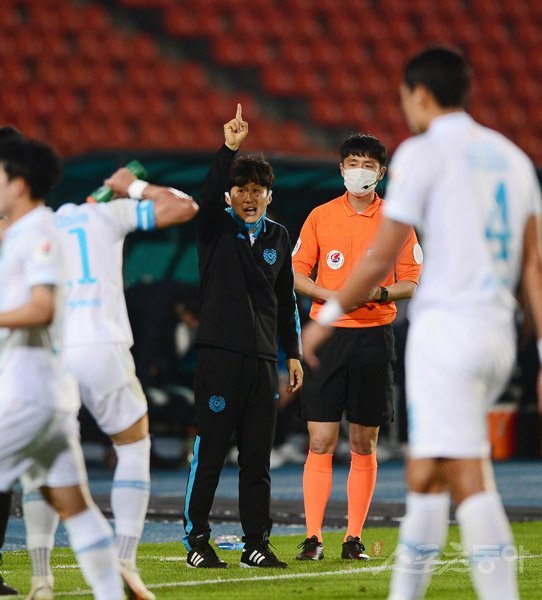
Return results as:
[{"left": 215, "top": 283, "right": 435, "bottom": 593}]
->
[
  {"left": 406, "top": 310, "right": 515, "bottom": 459},
  {"left": 0, "top": 404, "right": 82, "bottom": 492},
  {"left": 39, "top": 412, "right": 88, "bottom": 489},
  {"left": 64, "top": 344, "right": 148, "bottom": 436}
]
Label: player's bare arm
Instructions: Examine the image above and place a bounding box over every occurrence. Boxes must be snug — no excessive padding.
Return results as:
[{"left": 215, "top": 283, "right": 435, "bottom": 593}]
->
[
  {"left": 520, "top": 214, "right": 542, "bottom": 412},
  {"left": 104, "top": 168, "right": 199, "bottom": 227},
  {"left": 0, "top": 284, "right": 56, "bottom": 328},
  {"left": 335, "top": 218, "right": 411, "bottom": 311}
]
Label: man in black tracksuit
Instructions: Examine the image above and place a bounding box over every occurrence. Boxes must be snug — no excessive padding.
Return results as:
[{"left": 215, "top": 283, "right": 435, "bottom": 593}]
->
[{"left": 182, "top": 105, "right": 303, "bottom": 569}]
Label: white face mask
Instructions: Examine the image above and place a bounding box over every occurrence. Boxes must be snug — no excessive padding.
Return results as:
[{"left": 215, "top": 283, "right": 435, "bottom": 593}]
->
[{"left": 343, "top": 167, "right": 380, "bottom": 195}]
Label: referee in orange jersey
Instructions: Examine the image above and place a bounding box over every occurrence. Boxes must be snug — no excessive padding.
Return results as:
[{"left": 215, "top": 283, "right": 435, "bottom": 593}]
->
[{"left": 293, "top": 134, "right": 422, "bottom": 561}]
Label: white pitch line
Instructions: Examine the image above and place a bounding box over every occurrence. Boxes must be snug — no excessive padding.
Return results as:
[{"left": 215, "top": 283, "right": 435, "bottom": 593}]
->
[{"left": 52, "top": 553, "right": 542, "bottom": 596}]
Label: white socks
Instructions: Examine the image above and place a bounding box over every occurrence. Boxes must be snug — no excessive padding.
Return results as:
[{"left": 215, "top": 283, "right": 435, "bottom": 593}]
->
[
  {"left": 23, "top": 492, "right": 59, "bottom": 578},
  {"left": 388, "top": 490, "right": 519, "bottom": 600},
  {"left": 457, "top": 491, "right": 519, "bottom": 600},
  {"left": 388, "top": 492, "right": 450, "bottom": 600},
  {"left": 64, "top": 505, "right": 123, "bottom": 600},
  {"left": 111, "top": 436, "right": 151, "bottom": 565}
]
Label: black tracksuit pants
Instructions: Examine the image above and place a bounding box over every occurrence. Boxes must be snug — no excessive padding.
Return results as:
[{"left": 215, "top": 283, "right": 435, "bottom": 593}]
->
[{"left": 183, "top": 346, "right": 279, "bottom": 550}]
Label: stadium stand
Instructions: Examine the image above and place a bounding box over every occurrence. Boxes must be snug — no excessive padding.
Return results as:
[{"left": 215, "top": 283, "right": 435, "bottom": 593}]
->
[{"left": 0, "top": 0, "right": 540, "bottom": 163}]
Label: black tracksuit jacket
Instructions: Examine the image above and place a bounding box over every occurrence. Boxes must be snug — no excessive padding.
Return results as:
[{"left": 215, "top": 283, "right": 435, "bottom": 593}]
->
[{"left": 195, "top": 144, "right": 301, "bottom": 361}]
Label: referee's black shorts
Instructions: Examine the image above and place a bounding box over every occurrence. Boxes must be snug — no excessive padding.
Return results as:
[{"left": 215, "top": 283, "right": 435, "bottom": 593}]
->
[{"left": 299, "top": 325, "right": 395, "bottom": 426}]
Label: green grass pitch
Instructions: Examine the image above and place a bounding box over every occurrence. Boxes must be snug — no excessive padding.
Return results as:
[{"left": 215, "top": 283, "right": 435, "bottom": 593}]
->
[{"left": 3, "top": 522, "right": 542, "bottom": 598}]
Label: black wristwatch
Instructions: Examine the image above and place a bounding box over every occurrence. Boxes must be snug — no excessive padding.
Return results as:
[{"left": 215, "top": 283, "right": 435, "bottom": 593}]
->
[{"left": 375, "top": 286, "right": 389, "bottom": 303}]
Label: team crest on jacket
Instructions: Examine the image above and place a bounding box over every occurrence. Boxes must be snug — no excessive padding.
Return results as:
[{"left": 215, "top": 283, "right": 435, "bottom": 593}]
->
[
  {"left": 209, "top": 395, "right": 226, "bottom": 413},
  {"left": 326, "top": 249, "right": 344, "bottom": 269},
  {"left": 263, "top": 248, "right": 277, "bottom": 265}
]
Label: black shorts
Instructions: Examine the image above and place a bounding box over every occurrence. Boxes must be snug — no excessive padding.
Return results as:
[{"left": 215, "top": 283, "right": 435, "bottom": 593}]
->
[{"left": 299, "top": 325, "right": 395, "bottom": 426}]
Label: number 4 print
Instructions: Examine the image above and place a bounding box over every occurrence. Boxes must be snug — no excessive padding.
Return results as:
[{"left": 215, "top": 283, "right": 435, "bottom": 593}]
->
[{"left": 485, "top": 182, "right": 511, "bottom": 261}]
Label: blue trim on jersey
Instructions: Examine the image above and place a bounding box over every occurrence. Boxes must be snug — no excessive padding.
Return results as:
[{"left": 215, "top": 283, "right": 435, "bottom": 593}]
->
[
  {"left": 182, "top": 435, "right": 201, "bottom": 550},
  {"left": 76, "top": 535, "right": 115, "bottom": 555},
  {"left": 22, "top": 492, "right": 43, "bottom": 503},
  {"left": 111, "top": 480, "right": 151, "bottom": 491},
  {"left": 137, "top": 201, "right": 156, "bottom": 231}
]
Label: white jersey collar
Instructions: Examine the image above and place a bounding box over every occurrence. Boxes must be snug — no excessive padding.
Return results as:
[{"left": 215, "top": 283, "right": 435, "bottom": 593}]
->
[
  {"left": 4, "top": 205, "right": 51, "bottom": 238},
  {"left": 428, "top": 111, "right": 473, "bottom": 134}
]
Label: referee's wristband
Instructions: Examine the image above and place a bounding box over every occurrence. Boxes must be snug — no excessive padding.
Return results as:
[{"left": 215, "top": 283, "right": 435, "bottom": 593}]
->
[
  {"left": 127, "top": 179, "right": 149, "bottom": 199},
  {"left": 317, "top": 298, "right": 344, "bottom": 327},
  {"left": 537, "top": 339, "right": 542, "bottom": 364}
]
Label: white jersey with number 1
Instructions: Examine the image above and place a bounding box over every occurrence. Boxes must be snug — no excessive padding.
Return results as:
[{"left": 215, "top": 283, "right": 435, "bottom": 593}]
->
[{"left": 54, "top": 199, "right": 156, "bottom": 348}]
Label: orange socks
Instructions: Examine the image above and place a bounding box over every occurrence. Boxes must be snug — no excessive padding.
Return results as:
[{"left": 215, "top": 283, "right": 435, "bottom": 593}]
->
[
  {"left": 345, "top": 450, "right": 377, "bottom": 542},
  {"left": 303, "top": 450, "right": 333, "bottom": 542}
]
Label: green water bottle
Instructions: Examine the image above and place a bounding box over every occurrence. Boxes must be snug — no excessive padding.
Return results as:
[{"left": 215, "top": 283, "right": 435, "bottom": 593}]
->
[{"left": 86, "top": 159, "right": 148, "bottom": 203}]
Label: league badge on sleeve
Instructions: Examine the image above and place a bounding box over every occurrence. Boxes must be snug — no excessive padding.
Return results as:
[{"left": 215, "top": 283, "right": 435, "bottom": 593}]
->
[
  {"left": 413, "top": 243, "right": 424, "bottom": 264},
  {"left": 32, "top": 238, "right": 58, "bottom": 264},
  {"left": 292, "top": 237, "right": 301, "bottom": 256}
]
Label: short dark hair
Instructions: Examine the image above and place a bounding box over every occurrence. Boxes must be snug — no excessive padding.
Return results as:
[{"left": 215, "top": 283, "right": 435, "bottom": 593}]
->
[
  {"left": 0, "top": 126, "right": 24, "bottom": 142},
  {"left": 0, "top": 136, "right": 62, "bottom": 199},
  {"left": 339, "top": 134, "right": 387, "bottom": 166},
  {"left": 403, "top": 46, "right": 472, "bottom": 108},
  {"left": 227, "top": 153, "right": 275, "bottom": 190}
]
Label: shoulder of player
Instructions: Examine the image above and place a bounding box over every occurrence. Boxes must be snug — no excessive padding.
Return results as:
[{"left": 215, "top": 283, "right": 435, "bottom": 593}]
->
[
  {"left": 393, "top": 135, "right": 432, "bottom": 161},
  {"left": 483, "top": 125, "right": 533, "bottom": 168}
]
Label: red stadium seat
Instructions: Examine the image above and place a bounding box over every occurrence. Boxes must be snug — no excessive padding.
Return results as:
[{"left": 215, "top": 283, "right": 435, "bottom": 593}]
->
[
  {"left": 261, "top": 64, "right": 299, "bottom": 97},
  {"left": 278, "top": 40, "right": 312, "bottom": 66},
  {"left": 177, "top": 62, "right": 210, "bottom": 93},
  {"left": 289, "top": 65, "right": 324, "bottom": 96},
  {"left": 310, "top": 96, "right": 341, "bottom": 128},
  {"left": 259, "top": 8, "right": 293, "bottom": 39},
  {"left": 0, "top": 62, "right": 30, "bottom": 87},
  {"left": 164, "top": 7, "right": 201, "bottom": 39},
  {"left": 309, "top": 40, "right": 342, "bottom": 69}
]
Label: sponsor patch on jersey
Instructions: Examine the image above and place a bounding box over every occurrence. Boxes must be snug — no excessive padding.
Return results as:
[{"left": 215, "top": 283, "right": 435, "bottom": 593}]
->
[
  {"left": 32, "top": 238, "right": 57, "bottom": 264},
  {"left": 326, "top": 249, "right": 344, "bottom": 270},
  {"left": 413, "top": 243, "right": 424, "bottom": 264},
  {"left": 292, "top": 237, "right": 301, "bottom": 256},
  {"left": 209, "top": 395, "right": 226, "bottom": 413},
  {"left": 263, "top": 248, "right": 277, "bottom": 265}
]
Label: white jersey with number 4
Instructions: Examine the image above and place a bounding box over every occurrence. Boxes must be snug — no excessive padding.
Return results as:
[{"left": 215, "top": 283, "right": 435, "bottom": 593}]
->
[
  {"left": 384, "top": 112, "right": 542, "bottom": 323},
  {"left": 54, "top": 199, "right": 156, "bottom": 347}
]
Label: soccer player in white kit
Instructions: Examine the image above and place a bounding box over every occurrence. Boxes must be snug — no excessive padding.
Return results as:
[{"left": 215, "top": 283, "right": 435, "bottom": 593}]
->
[
  {"left": 22, "top": 166, "right": 199, "bottom": 599},
  {"left": 0, "top": 135, "right": 125, "bottom": 599},
  {"left": 302, "top": 47, "right": 542, "bottom": 600}
]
